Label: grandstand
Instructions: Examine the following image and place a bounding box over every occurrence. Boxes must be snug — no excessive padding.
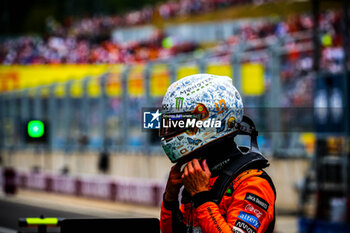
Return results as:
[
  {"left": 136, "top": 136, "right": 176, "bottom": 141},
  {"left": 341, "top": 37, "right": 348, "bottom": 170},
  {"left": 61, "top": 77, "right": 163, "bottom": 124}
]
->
[
  {"left": 0, "top": 0, "right": 349, "bottom": 232},
  {"left": 0, "top": 6, "right": 344, "bottom": 151}
]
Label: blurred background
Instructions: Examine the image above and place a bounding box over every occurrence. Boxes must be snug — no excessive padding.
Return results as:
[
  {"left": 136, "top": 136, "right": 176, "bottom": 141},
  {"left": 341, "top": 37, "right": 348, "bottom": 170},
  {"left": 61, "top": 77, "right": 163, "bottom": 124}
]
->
[{"left": 0, "top": 0, "right": 349, "bottom": 232}]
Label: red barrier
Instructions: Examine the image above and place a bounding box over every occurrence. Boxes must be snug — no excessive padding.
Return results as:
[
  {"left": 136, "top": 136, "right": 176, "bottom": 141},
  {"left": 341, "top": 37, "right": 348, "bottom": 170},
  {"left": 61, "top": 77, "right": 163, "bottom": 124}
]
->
[
  {"left": 115, "top": 179, "right": 165, "bottom": 206},
  {"left": 117, "top": 180, "right": 152, "bottom": 205},
  {"left": 6, "top": 168, "right": 166, "bottom": 207},
  {"left": 26, "top": 173, "right": 46, "bottom": 190},
  {"left": 51, "top": 175, "right": 76, "bottom": 194},
  {"left": 80, "top": 177, "right": 111, "bottom": 199}
]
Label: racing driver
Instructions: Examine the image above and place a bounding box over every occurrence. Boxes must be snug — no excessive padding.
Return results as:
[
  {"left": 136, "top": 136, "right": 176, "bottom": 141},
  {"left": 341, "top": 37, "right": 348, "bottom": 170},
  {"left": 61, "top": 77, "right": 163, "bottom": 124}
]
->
[{"left": 159, "top": 74, "right": 276, "bottom": 233}]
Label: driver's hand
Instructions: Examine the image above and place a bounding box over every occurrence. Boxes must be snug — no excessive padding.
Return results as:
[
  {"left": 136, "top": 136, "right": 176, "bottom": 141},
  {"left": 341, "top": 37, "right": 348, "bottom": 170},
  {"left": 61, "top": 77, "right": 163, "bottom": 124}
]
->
[
  {"left": 164, "top": 163, "right": 183, "bottom": 202},
  {"left": 182, "top": 159, "right": 211, "bottom": 197}
]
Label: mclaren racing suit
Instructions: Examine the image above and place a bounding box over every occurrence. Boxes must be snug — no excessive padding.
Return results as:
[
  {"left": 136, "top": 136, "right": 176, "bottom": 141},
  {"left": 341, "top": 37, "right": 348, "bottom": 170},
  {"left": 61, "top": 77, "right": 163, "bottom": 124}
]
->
[{"left": 160, "top": 169, "right": 276, "bottom": 233}]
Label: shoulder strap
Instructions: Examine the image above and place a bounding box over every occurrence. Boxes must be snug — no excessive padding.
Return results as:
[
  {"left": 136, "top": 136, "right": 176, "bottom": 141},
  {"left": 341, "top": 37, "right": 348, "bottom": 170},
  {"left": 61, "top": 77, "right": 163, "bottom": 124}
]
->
[{"left": 210, "top": 152, "right": 269, "bottom": 205}]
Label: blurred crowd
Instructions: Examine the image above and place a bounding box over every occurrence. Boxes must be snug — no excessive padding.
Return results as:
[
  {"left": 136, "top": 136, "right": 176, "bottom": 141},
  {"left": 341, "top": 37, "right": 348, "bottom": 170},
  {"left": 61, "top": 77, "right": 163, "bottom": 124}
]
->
[
  {"left": 51, "top": 0, "right": 271, "bottom": 37},
  {"left": 0, "top": 31, "right": 197, "bottom": 64},
  {"left": 207, "top": 10, "right": 343, "bottom": 107},
  {"left": 279, "top": 10, "right": 343, "bottom": 107},
  {"left": 0, "top": 0, "right": 273, "bottom": 65},
  {"left": 0, "top": 9, "right": 343, "bottom": 66}
]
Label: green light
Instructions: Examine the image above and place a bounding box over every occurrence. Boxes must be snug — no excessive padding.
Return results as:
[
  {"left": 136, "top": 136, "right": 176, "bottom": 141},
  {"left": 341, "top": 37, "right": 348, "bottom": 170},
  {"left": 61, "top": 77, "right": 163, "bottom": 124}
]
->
[
  {"left": 28, "top": 120, "right": 44, "bottom": 138},
  {"left": 26, "top": 218, "right": 58, "bottom": 225},
  {"left": 162, "top": 37, "right": 174, "bottom": 49}
]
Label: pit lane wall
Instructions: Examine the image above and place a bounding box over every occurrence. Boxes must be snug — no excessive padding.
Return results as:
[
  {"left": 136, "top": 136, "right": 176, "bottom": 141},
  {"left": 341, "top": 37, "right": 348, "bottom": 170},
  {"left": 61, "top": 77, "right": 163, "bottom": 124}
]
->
[
  {"left": 0, "top": 151, "right": 309, "bottom": 212},
  {"left": 0, "top": 166, "right": 165, "bottom": 207}
]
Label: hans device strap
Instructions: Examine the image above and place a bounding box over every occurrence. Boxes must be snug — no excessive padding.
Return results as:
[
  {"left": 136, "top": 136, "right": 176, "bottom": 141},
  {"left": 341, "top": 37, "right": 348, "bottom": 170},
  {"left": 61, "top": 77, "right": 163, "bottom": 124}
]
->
[
  {"left": 210, "top": 151, "right": 269, "bottom": 205},
  {"left": 210, "top": 115, "right": 270, "bottom": 205}
]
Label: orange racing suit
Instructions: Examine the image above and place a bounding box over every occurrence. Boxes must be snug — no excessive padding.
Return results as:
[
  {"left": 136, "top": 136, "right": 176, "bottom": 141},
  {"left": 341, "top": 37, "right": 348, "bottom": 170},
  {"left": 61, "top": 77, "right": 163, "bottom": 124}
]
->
[{"left": 160, "top": 169, "right": 276, "bottom": 233}]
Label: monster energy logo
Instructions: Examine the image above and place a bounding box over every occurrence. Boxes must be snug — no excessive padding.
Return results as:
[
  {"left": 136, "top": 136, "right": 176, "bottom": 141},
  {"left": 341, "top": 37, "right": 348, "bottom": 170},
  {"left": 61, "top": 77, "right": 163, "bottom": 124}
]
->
[{"left": 175, "top": 97, "right": 184, "bottom": 109}]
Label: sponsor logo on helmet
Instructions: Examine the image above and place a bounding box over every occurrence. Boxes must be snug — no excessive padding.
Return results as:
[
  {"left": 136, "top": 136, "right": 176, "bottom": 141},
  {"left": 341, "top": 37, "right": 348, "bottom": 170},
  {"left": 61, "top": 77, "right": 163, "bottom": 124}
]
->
[
  {"left": 214, "top": 99, "right": 227, "bottom": 114},
  {"left": 237, "top": 211, "right": 260, "bottom": 229},
  {"left": 175, "top": 97, "right": 184, "bottom": 110},
  {"left": 244, "top": 193, "right": 269, "bottom": 211},
  {"left": 234, "top": 220, "right": 257, "bottom": 233},
  {"left": 179, "top": 78, "right": 213, "bottom": 96},
  {"left": 162, "top": 103, "right": 169, "bottom": 110}
]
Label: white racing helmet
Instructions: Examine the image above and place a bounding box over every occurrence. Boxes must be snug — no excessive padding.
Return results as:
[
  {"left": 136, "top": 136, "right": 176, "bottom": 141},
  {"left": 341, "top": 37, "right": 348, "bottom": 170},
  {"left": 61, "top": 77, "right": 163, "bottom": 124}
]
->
[{"left": 160, "top": 74, "right": 244, "bottom": 163}]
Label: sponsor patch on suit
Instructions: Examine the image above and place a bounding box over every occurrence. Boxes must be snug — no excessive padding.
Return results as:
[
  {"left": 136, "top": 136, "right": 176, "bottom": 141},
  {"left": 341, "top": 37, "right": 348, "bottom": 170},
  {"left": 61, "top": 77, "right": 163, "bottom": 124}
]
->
[
  {"left": 234, "top": 220, "right": 257, "bottom": 233},
  {"left": 244, "top": 203, "right": 266, "bottom": 219},
  {"left": 237, "top": 211, "right": 260, "bottom": 230},
  {"left": 244, "top": 192, "right": 269, "bottom": 211},
  {"left": 233, "top": 226, "right": 246, "bottom": 233}
]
